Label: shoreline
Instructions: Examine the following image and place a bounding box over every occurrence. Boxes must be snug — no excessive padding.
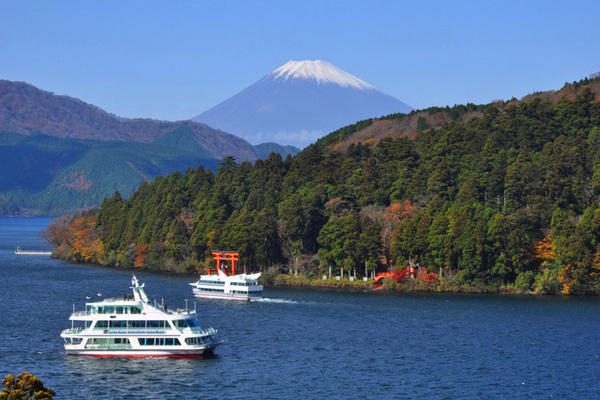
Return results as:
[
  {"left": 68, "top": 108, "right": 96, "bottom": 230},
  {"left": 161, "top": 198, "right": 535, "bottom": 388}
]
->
[
  {"left": 54, "top": 256, "right": 583, "bottom": 297},
  {"left": 267, "top": 274, "right": 572, "bottom": 296}
]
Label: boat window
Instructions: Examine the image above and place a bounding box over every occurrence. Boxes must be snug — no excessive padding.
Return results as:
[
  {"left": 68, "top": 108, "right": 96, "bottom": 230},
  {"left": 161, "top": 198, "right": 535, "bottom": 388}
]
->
[
  {"left": 95, "top": 321, "right": 108, "bottom": 328},
  {"left": 130, "top": 307, "right": 142, "bottom": 314},
  {"left": 109, "top": 320, "right": 127, "bottom": 328},
  {"left": 186, "top": 337, "right": 200, "bottom": 345},
  {"left": 104, "top": 306, "right": 115, "bottom": 314},
  {"left": 137, "top": 337, "right": 181, "bottom": 346},
  {"left": 116, "top": 307, "right": 124, "bottom": 314},
  {"left": 129, "top": 320, "right": 144, "bottom": 328},
  {"left": 199, "top": 288, "right": 225, "bottom": 293},
  {"left": 198, "top": 280, "right": 225, "bottom": 285},
  {"left": 147, "top": 320, "right": 166, "bottom": 328},
  {"left": 176, "top": 319, "right": 199, "bottom": 328}
]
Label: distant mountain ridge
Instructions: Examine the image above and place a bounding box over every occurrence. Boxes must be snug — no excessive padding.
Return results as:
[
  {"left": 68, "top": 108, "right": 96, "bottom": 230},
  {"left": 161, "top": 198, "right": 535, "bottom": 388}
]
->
[
  {"left": 0, "top": 79, "right": 302, "bottom": 215},
  {"left": 255, "top": 142, "right": 301, "bottom": 159},
  {"left": 193, "top": 60, "right": 413, "bottom": 148},
  {"left": 0, "top": 79, "right": 258, "bottom": 161}
]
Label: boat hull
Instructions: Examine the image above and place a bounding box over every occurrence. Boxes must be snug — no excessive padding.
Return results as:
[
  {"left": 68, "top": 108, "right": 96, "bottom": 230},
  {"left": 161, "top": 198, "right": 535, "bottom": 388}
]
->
[
  {"left": 64, "top": 349, "right": 212, "bottom": 358},
  {"left": 192, "top": 290, "right": 260, "bottom": 301},
  {"left": 64, "top": 344, "right": 219, "bottom": 358}
]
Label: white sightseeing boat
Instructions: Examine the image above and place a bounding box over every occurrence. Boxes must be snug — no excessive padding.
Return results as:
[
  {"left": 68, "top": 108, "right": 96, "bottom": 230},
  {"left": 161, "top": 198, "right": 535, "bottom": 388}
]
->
[
  {"left": 61, "top": 275, "right": 221, "bottom": 358},
  {"left": 14, "top": 246, "right": 52, "bottom": 256},
  {"left": 190, "top": 250, "right": 263, "bottom": 301},
  {"left": 190, "top": 269, "right": 263, "bottom": 301}
]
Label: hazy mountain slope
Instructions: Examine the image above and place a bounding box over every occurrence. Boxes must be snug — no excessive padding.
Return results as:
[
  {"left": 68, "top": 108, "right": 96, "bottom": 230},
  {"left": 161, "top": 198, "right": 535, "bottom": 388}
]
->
[
  {"left": 193, "top": 60, "right": 412, "bottom": 148},
  {"left": 0, "top": 133, "right": 220, "bottom": 215},
  {"left": 254, "top": 142, "right": 300, "bottom": 159},
  {"left": 152, "top": 126, "right": 215, "bottom": 159}
]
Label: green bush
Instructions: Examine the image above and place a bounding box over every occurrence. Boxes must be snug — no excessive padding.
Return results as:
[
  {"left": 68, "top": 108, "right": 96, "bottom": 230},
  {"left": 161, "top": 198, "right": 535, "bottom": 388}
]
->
[
  {"left": 533, "top": 268, "right": 562, "bottom": 295},
  {"left": 515, "top": 271, "right": 536, "bottom": 292}
]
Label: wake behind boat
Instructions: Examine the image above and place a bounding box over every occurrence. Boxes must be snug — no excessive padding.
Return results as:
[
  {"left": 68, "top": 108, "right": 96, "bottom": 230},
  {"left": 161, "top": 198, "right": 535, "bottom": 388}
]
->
[
  {"left": 61, "top": 275, "right": 221, "bottom": 358},
  {"left": 190, "top": 250, "right": 263, "bottom": 301}
]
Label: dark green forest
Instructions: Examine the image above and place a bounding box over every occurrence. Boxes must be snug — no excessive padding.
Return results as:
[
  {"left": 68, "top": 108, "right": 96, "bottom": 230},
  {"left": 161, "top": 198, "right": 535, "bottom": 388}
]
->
[{"left": 50, "top": 85, "right": 600, "bottom": 295}]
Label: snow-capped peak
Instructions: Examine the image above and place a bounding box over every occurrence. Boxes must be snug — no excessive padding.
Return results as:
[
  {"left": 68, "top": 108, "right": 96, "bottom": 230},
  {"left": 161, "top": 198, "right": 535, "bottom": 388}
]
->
[{"left": 270, "top": 60, "right": 375, "bottom": 90}]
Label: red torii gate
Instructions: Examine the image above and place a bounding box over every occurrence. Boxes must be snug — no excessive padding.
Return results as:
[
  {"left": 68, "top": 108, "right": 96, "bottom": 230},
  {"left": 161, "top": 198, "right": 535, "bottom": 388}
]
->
[{"left": 209, "top": 250, "right": 240, "bottom": 276}]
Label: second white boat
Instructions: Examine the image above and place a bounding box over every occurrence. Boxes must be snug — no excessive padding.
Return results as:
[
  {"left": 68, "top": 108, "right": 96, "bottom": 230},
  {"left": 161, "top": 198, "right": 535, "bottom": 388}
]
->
[{"left": 190, "top": 269, "right": 263, "bottom": 301}]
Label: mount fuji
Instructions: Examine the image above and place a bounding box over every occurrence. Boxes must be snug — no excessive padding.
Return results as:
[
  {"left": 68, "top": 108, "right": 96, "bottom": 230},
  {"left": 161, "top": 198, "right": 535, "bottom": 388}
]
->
[{"left": 192, "top": 60, "right": 413, "bottom": 148}]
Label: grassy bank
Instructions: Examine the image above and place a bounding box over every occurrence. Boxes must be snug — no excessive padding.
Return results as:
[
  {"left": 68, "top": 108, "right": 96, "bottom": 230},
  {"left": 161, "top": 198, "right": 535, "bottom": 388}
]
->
[{"left": 267, "top": 274, "right": 550, "bottom": 295}]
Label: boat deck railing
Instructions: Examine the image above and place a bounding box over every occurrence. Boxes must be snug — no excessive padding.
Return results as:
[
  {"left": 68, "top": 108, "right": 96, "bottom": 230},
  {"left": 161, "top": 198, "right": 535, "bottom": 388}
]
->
[
  {"left": 70, "top": 309, "right": 143, "bottom": 317},
  {"left": 192, "top": 327, "right": 217, "bottom": 336},
  {"left": 194, "top": 281, "right": 226, "bottom": 286},
  {"left": 84, "top": 344, "right": 133, "bottom": 350},
  {"left": 103, "top": 297, "right": 136, "bottom": 303},
  {"left": 105, "top": 328, "right": 167, "bottom": 334},
  {"left": 62, "top": 327, "right": 84, "bottom": 335},
  {"left": 62, "top": 325, "right": 214, "bottom": 336}
]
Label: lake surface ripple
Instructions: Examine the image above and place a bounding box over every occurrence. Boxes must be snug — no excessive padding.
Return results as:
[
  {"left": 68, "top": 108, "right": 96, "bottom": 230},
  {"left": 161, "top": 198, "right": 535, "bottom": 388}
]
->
[{"left": 1, "top": 218, "right": 599, "bottom": 399}]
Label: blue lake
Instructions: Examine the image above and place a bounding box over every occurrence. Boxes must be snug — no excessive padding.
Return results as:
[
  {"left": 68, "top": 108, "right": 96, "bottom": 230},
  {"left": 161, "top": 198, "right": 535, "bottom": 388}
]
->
[{"left": 0, "top": 217, "right": 599, "bottom": 399}]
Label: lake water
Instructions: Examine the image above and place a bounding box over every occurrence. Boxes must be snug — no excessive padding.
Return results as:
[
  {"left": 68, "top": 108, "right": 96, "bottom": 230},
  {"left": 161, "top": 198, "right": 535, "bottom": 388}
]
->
[{"left": 1, "top": 217, "right": 599, "bottom": 399}]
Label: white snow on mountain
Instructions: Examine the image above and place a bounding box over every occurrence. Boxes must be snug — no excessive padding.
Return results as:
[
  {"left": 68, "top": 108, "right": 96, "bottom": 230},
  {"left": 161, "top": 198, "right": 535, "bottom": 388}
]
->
[
  {"left": 270, "top": 60, "right": 375, "bottom": 90},
  {"left": 193, "top": 59, "right": 412, "bottom": 148}
]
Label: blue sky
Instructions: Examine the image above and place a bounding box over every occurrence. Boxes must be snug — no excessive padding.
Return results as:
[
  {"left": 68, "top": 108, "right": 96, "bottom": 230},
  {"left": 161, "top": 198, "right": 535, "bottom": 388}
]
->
[{"left": 1, "top": 1, "right": 599, "bottom": 121}]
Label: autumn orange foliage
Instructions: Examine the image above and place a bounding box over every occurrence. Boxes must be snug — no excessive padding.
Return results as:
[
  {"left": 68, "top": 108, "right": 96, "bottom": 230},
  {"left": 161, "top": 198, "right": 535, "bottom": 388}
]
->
[
  {"left": 384, "top": 200, "right": 419, "bottom": 221},
  {"left": 533, "top": 236, "right": 555, "bottom": 265},
  {"left": 382, "top": 201, "right": 418, "bottom": 240},
  {"left": 421, "top": 272, "right": 439, "bottom": 285},
  {"left": 391, "top": 268, "right": 409, "bottom": 282},
  {"left": 592, "top": 252, "right": 600, "bottom": 280},
  {"left": 328, "top": 141, "right": 344, "bottom": 151},
  {"left": 558, "top": 264, "right": 574, "bottom": 294},
  {"left": 69, "top": 215, "right": 103, "bottom": 262},
  {"left": 134, "top": 244, "right": 150, "bottom": 268}
]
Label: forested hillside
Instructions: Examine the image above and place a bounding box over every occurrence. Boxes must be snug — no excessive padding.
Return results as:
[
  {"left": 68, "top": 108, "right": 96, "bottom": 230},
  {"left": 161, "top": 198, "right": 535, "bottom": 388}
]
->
[
  {"left": 0, "top": 133, "right": 221, "bottom": 215},
  {"left": 49, "top": 79, "right": 600, "bottom": 295}
]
